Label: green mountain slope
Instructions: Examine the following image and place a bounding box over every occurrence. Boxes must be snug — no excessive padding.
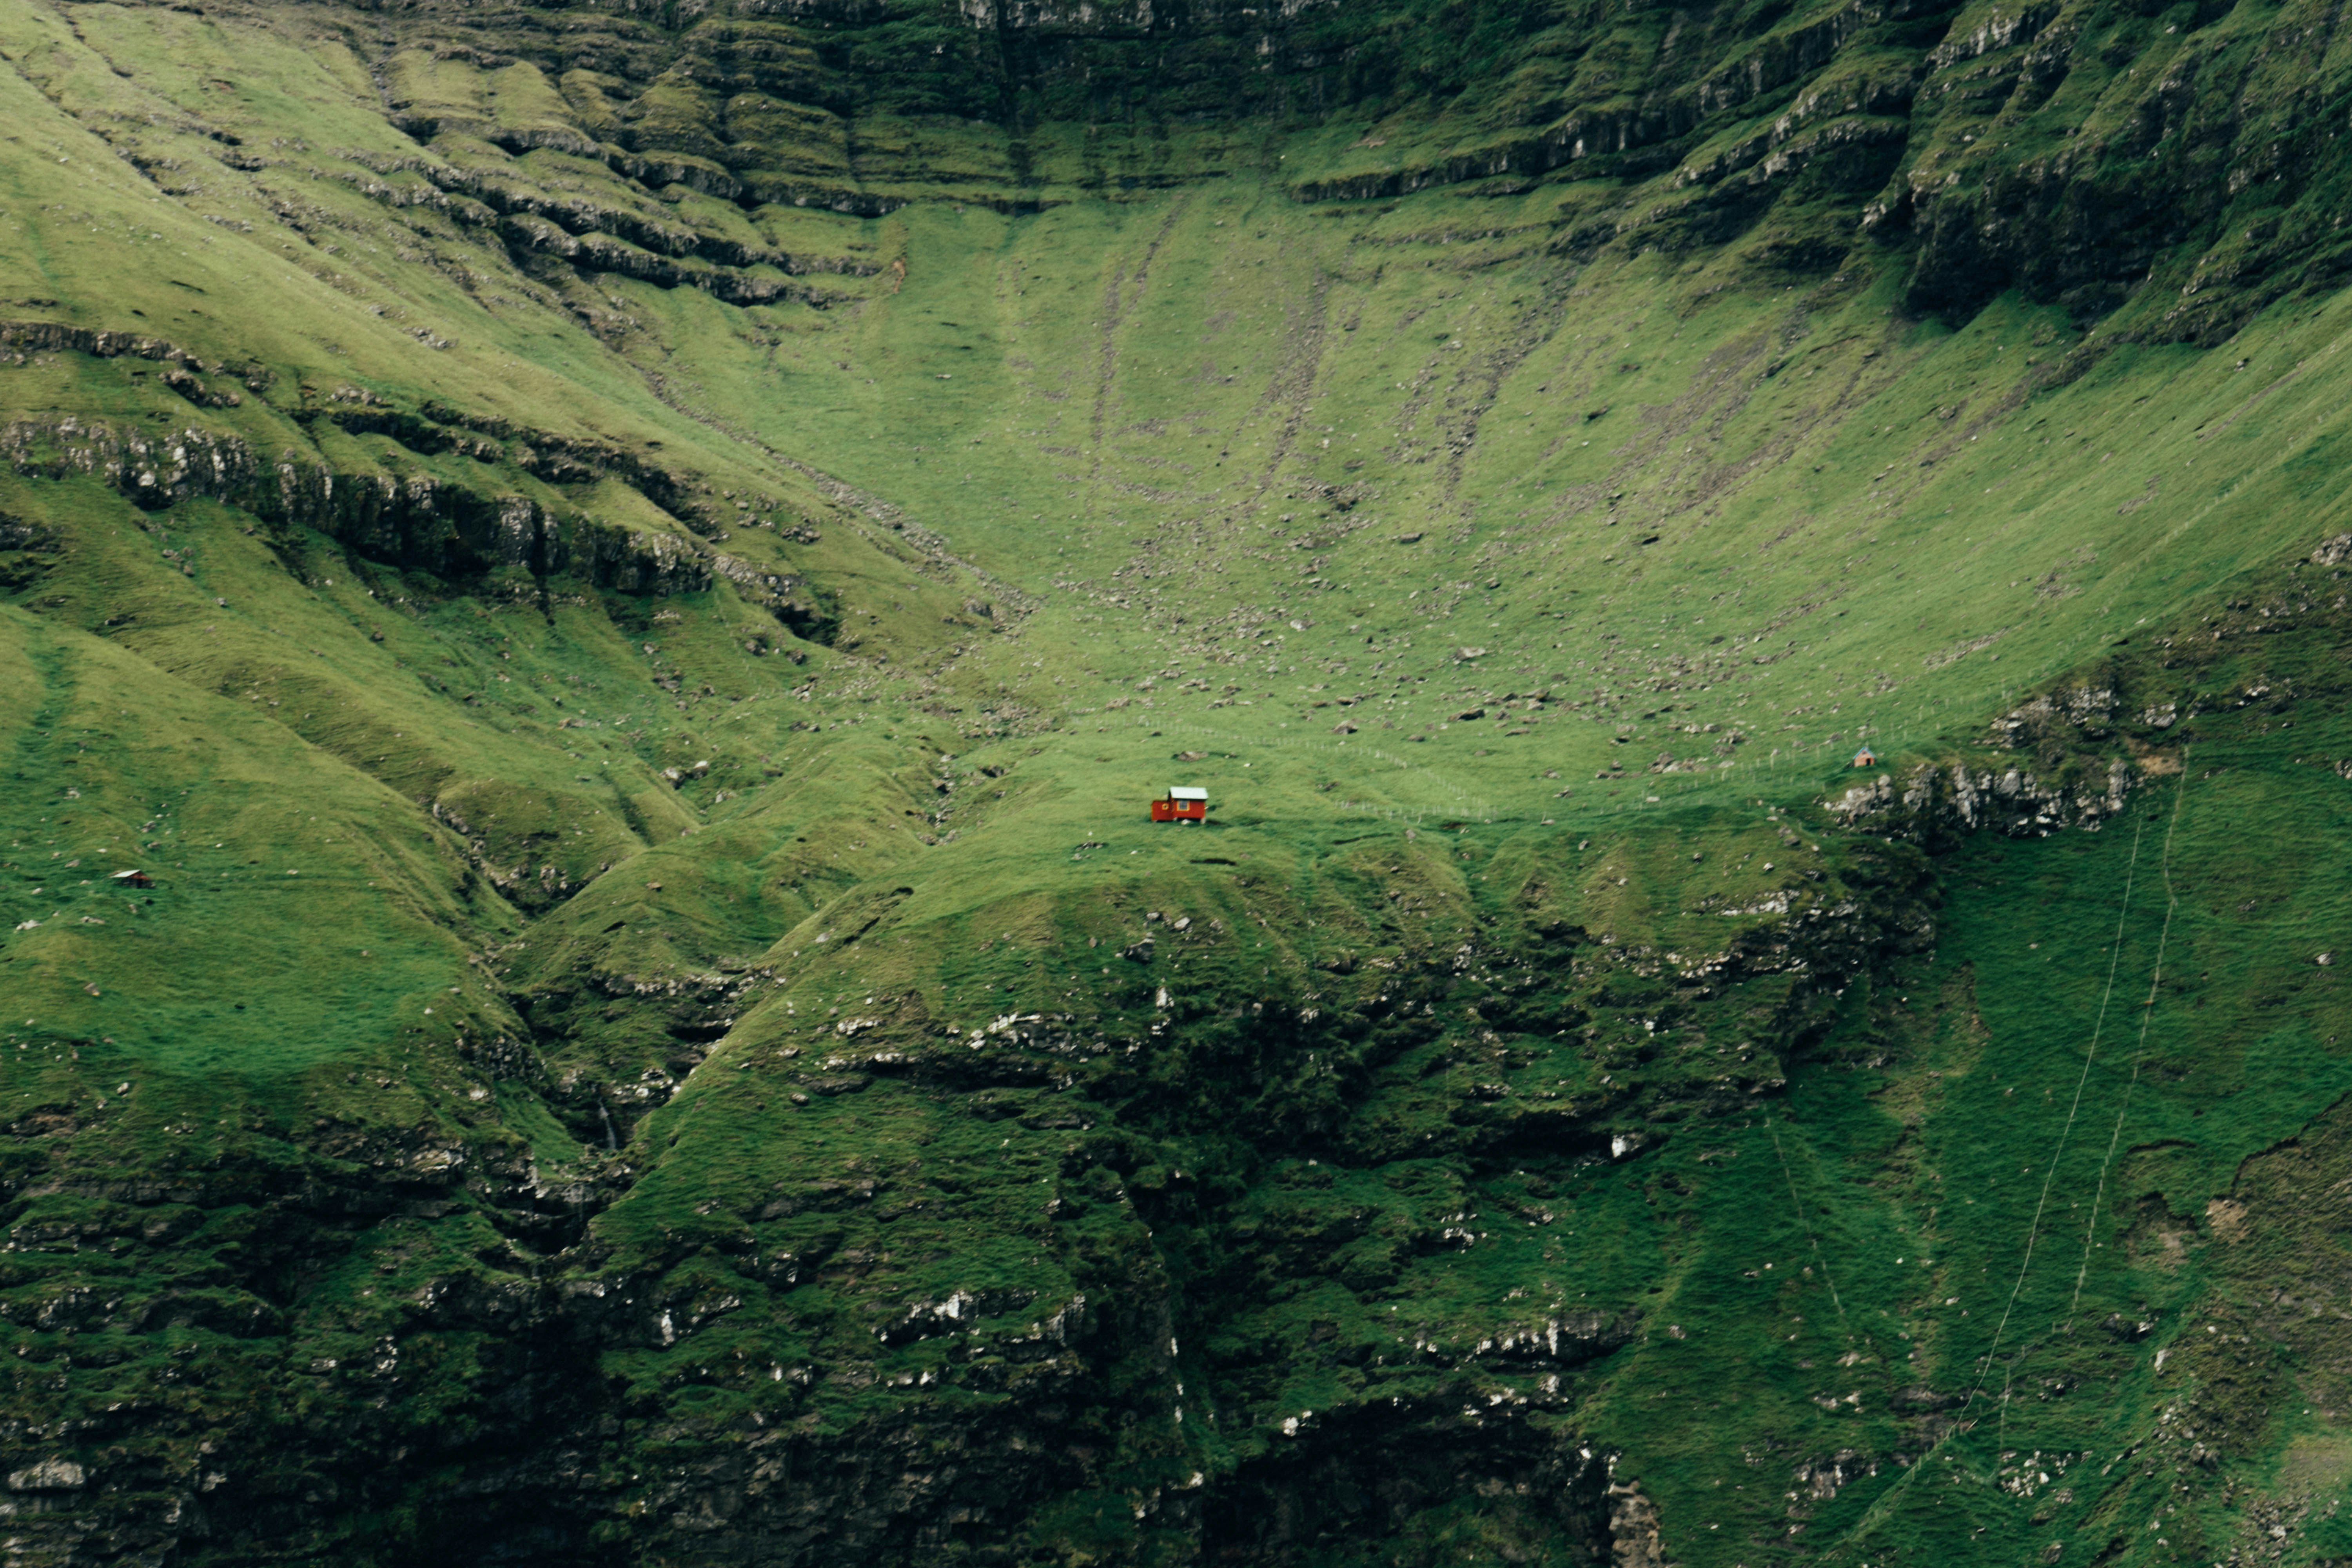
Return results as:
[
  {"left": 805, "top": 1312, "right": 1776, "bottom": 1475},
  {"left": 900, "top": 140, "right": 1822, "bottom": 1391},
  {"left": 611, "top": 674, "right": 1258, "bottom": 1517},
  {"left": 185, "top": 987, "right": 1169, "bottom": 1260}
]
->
[{"left": 2, "top": 0, "right": 2351, "bottom": 1563}]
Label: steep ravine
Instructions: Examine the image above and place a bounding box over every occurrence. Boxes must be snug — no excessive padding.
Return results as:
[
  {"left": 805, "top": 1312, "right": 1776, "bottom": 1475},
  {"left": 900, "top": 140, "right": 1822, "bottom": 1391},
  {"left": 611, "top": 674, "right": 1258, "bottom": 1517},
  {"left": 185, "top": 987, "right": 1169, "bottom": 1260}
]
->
[{"left": 4, "top": 0, "right": 2352, "bottom": 1562}]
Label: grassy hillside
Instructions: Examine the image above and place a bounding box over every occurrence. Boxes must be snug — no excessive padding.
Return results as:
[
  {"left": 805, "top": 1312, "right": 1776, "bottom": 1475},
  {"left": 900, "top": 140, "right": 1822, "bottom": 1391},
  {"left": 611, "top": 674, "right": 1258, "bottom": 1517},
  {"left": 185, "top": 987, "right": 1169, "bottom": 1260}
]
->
[{"left": 2, "top": 0, "right": 2352, "bottom": 1563}]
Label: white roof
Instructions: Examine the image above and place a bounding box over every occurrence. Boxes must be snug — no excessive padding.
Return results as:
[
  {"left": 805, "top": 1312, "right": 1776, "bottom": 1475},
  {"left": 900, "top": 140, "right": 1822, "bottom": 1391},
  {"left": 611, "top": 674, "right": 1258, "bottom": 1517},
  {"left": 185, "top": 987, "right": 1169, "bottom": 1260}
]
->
[
  {"left": 1168, "top": 786, "right": 1208, "bottom": 801},
  {"left": 110, "top": 869, "right": 143, "bottom": 879}
]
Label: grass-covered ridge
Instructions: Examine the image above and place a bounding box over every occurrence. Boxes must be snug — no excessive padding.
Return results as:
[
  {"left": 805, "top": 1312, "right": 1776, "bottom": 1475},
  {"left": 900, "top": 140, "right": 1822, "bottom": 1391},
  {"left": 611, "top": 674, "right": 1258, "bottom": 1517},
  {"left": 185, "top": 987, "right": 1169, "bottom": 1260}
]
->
[{"left": 2, "top": 0, "right": 2352, "bottom": 1563}]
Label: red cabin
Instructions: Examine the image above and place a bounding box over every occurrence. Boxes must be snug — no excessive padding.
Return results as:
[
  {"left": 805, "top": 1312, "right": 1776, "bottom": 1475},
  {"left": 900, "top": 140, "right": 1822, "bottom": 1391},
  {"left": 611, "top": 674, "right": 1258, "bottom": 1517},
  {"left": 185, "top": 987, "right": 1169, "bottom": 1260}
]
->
[{"left": 1151, "top": 786, "right": 1209, "bottom": 823}]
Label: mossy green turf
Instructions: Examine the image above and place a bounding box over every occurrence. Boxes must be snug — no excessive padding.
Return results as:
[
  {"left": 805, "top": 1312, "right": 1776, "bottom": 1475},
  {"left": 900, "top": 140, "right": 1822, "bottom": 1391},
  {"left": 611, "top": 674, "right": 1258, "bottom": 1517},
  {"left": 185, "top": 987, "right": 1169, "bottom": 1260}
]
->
[{"left": 4, "top": 0, "right": 2352, "bottom": 1561}]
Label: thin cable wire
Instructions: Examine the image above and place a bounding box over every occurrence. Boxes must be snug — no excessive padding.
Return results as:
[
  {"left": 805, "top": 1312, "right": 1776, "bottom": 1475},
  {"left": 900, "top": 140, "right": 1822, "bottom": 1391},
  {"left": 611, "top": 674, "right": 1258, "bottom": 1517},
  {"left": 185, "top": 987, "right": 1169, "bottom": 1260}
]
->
[
  {"left": 1963, "top": 812, "right": 2149, "bottom": 1414},
  {"left": 1767, "top": 1112, "right": 1847, "bottom": 1322},
  {"left": 2071, "top": 764, "right": 2190, "bottom": 1315}
]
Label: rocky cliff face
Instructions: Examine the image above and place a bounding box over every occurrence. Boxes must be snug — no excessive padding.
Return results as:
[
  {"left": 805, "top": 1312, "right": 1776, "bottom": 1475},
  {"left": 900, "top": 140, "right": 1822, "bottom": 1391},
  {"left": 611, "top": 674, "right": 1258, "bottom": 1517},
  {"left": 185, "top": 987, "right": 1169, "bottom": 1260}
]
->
[
  {"left": 0, "top": 829, "right": 1941, "bottom": 1566},
  {"left": 313, "top": 0, "right": 2352, "bottom": 344}
]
